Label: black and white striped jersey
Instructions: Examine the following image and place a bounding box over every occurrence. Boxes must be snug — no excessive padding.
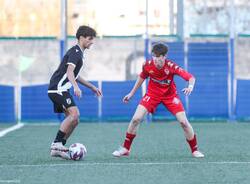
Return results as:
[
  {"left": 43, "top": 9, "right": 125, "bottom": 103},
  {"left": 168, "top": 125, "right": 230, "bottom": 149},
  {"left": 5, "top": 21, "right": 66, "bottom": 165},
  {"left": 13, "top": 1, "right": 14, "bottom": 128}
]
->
[{"left": 48, "top": 45, "right": 84, "bottom": 93}]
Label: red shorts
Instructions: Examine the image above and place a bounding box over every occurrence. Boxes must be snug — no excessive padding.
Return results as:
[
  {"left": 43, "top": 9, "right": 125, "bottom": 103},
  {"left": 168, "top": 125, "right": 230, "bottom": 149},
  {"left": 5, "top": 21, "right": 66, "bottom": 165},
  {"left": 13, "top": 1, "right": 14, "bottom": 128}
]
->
[{"left": 139, "top": 94, "right": 184, "bottom": 115}]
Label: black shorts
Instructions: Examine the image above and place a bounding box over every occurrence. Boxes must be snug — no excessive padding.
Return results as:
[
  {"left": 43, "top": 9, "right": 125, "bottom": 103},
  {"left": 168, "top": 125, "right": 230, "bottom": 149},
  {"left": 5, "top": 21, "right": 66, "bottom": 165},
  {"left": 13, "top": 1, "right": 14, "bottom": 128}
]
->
[{"left": 48, "top": 92, "right": 76, "bottom": 113}]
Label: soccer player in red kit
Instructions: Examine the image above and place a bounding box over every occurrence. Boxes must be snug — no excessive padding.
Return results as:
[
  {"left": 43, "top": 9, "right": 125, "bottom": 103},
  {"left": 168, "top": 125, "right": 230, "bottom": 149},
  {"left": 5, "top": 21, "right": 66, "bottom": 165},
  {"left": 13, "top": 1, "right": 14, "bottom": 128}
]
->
[{"left": 112, "top": 43, "right": 204, "bottom": 158}]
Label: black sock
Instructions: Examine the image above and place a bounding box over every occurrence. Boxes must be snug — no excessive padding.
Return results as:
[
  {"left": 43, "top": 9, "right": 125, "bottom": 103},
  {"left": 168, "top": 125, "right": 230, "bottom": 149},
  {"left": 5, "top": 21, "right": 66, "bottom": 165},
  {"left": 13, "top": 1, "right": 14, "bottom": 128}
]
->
[
  {"left": 62, "top": 139, "right": 67, "bottom": 145},
  {"left": 54, "top": 130, "right": 66, "bottom": 143}
]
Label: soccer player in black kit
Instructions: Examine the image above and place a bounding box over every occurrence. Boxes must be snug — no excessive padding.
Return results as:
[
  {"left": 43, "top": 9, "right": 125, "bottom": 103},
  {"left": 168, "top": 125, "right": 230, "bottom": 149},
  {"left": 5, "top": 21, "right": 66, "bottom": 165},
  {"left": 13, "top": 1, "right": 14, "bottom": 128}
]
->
[{"left": 48, "top": 25, "right": 102, "bottom": 159}]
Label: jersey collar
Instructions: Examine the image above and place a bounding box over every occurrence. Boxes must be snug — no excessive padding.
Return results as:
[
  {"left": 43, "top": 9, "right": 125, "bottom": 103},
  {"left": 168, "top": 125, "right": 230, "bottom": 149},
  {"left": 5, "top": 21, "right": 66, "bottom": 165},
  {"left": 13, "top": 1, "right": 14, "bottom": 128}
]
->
[
  {"left": 152, "top": 59, "right": 167, "bottom": 70},
  {"left": 76, "top": 44, "right": 85, "bottom": 54}
]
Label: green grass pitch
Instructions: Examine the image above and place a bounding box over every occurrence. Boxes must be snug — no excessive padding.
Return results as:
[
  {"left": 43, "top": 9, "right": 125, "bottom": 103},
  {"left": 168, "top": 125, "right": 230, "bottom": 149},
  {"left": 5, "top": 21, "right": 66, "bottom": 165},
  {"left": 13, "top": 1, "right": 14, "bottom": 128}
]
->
[{"left": 0, "top": 122, "right": 250, "bottom": 184}]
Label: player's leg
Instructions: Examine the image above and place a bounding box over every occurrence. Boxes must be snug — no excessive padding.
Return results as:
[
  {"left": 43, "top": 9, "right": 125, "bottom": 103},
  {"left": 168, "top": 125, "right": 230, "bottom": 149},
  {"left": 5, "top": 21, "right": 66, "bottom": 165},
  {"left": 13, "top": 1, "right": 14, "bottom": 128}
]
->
[
  {"left": 50, "top": 114, "right": 70, "bottom": 159},
  {"left": 113, "top": 95, "right": 159, "bottom": 157},
  {"left": 60, "top": 110, "right": 70, "bottom": 145},
  {"left": 175, "top": 112, "right": 204, "bottom": 158},
  {"left": 127, "top": 104, "right": 148, "bottom": 134},
  {"left": 49, "top": 92, "right": 78, "bottom": 159},
  {"left": 50, "top": 107, "right": 79, "bottom": 160},
  {"left": 124, "top": 104, "right": 148, "bottom": 148},
  {"left": 175, "top": 111, "right": 194, "bottom": 140},
  {"left": 112, "top": 105, "right": 148, "bottom": 157},
  {"left": 163, "top": 96, "right": 204, "bottom": 158},
  {"left": 62, "top": 107, "right": 80, "bottom": 142},
  {"left": 52, "top": 108, "right": 79, "bottom": 146},
  {"left": 52, "top": 106, "right": 79, "bottom": 145}
]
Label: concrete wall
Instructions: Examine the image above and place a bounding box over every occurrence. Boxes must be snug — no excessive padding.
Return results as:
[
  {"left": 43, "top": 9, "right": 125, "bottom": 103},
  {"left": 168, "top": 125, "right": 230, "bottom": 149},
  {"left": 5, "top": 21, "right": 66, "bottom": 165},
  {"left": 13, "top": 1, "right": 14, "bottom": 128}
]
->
[
  {"left": 0, "top": 37, "right": 250, "bottom": 86},
  {"left": 0, "top": 37, "right": 144, "bottom": 86}
]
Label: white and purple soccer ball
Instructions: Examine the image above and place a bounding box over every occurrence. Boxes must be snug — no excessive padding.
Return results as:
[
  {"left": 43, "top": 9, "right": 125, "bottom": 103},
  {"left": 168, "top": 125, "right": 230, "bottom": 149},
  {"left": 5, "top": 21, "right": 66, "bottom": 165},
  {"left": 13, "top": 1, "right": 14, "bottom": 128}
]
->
[{"left": 69, "top": 143, "right": 87, "bottom": 161}]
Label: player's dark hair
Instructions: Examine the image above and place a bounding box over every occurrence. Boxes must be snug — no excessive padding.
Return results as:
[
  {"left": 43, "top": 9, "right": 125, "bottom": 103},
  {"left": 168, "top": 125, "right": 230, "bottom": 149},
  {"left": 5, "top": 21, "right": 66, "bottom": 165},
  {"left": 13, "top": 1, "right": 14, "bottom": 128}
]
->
[
  {"left": 76, "top": 25, "right": 96, "bottom": 39},
  {"left": 151, "top": 43, "right": 168, "bottom": 57}
]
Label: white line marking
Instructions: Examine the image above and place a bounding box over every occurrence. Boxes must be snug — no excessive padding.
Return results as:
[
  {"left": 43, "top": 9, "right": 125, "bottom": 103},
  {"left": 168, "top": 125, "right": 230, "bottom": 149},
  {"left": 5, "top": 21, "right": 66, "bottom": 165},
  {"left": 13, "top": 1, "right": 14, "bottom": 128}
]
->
[
  {"left": 1, "top": 161, "right": 250, "bottom": 168},
  {"left": 0, "top": 180, "right": 20, "bottom": 183},
  {"left": 24, "top": 122, "right": 59, "bottom": 126},
  {"left": 0, "top": 123, "right": 24, "bottom": 138}
]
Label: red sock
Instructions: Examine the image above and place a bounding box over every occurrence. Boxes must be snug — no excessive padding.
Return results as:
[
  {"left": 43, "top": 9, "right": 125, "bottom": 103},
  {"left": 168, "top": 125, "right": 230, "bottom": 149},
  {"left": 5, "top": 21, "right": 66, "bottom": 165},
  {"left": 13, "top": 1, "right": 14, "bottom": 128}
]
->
[
  {"left": 186, "top": 134, "right": 198, "bottom": 153},
  {"left": 123, "top": 132, "right": 136, "bottom": 150}
]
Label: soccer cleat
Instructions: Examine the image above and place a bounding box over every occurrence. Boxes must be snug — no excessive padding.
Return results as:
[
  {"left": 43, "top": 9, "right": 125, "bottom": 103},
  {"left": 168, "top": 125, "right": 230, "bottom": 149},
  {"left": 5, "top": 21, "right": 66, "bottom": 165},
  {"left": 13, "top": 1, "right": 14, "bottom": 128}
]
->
[
  {"left": 112, "top": 146, "right": 130, "bottom": 157},
  {"left": 50, "top": 142, "right": 69, "bottom": 152},
  {"left": 50, "top": 142, "right": 70, "bottom": 160},
  {"left": 50, "top": 149, "right": 70, "bottom": 160},
  {"left": 192, "top": 150, "right": 204, "bottom": 158}
]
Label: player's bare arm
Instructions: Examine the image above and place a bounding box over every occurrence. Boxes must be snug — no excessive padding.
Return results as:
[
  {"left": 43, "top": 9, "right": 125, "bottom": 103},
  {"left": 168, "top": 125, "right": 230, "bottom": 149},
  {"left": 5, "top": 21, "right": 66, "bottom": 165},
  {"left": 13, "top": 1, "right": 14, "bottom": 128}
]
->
[
  {"left": 67, "top": 64, "right": 82, "bottom": 98},
  {"left": 123, "top": 76, "right": 145, "bottom": 103},
  {"left": 77, "top": 76, "right": 102, "bottom": 97},
  {"left": 182, "top": 77, "right": 196, "bottom": 96}
]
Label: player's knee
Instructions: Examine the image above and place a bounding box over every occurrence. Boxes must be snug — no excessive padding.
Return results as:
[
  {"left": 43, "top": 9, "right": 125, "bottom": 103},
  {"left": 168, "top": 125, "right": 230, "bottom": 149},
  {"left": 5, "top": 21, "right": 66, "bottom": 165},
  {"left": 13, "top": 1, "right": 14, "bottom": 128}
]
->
[
  {"left": 69, "top": 111, "right": 80, "bottom": 123},
  {"left": 132, "top": 117, "right": 142, "bottom": 126},
  {"left": 179, "top": 120, "right": 188, "bottom": 129}
]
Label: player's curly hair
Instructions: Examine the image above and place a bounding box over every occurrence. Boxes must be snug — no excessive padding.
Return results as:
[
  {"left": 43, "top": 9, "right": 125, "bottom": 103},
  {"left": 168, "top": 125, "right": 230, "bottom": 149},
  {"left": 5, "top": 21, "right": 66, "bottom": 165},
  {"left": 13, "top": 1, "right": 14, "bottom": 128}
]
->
[
  {"left": 151, "top": 42, "right": 168, "bottom": 57},
  {"left": 76, "top": 25, "right": 96, "bottom": 39}
]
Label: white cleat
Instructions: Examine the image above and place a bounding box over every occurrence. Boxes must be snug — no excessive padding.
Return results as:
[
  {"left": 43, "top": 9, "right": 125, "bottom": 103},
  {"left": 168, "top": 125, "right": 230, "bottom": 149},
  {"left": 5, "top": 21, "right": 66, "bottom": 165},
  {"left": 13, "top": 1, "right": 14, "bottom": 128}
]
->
[
  {"left": 50, "top": 142, "right": 70, "bottom": 160},
  {"left": 50, "top": 149, "right": 70, "bottom": 160},
  {"left": 112, "top": 146, "right": 130, "bottom": 157},
  {"left": 50, "top": 142, "right": 69, "bottom": 152},
  {"left": 192, "top": 150, "right": 205, "bottom": 158}
]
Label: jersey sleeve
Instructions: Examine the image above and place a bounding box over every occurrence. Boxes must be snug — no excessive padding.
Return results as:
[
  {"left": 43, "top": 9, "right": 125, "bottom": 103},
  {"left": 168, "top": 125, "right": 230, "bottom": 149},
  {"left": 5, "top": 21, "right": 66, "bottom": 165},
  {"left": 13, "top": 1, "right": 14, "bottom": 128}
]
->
[
  {"left": 139, "top": 62, "right": 149, "bottom": 79},
  {"left": 168, "top": 61, "right": 193, "bottom": 81},
  {"left": 67, "top": 52, "right": 81, "bottom": 67}
]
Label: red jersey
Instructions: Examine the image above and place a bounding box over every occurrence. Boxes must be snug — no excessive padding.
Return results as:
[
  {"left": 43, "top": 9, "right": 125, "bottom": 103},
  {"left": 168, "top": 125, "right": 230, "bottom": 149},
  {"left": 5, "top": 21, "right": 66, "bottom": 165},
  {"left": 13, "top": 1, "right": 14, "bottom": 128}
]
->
[{"left": 139, "top": 59, "right": 193, "bottom": 98}]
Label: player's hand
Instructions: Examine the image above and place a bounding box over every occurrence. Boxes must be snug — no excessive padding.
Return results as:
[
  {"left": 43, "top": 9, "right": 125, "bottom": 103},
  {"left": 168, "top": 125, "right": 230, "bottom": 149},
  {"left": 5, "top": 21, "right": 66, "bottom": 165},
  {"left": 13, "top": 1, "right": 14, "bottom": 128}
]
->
[
  {"left": 182, "top": 86, "right": 193, "bottom": 96},
  {"left": 92, "top": 86, "right": 103, "bottom": 97},
  {"left": 123, "top": 93, "right": 133, "bottom": 103},
  {"left": 74, "top": 86, "right": 82, "bottom": 98}
]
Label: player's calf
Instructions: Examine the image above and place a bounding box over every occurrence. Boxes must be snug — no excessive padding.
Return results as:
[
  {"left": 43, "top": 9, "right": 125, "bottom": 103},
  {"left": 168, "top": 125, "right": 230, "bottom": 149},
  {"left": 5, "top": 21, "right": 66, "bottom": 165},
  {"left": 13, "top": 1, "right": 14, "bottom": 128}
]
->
[{"left": 73, "top": 119, "right": 79, "bottom": 128}]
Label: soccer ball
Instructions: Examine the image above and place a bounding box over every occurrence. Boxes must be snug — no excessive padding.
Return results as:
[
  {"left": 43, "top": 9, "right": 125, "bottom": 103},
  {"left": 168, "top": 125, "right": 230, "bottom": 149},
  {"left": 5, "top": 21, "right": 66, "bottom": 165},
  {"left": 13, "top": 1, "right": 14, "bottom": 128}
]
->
[{"left": 69, "top": 143, "right": 87, "bottom": 161}]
